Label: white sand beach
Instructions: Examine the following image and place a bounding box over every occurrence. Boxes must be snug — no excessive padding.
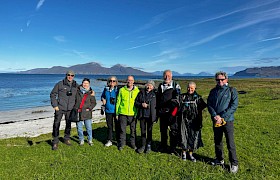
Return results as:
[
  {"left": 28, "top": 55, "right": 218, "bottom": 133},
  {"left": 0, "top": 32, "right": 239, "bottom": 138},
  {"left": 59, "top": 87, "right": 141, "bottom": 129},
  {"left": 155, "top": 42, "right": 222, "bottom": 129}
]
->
[{"left": 0, "top": 102, "right": 104, "bottom": 139}]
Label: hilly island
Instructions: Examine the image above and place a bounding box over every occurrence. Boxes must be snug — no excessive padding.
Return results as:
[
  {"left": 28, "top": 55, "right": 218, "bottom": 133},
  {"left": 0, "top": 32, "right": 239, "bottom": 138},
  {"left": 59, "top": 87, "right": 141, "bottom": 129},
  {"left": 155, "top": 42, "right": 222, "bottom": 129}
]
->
[{"left": 18, "top": 62, "right": 280, "bottom": 77}]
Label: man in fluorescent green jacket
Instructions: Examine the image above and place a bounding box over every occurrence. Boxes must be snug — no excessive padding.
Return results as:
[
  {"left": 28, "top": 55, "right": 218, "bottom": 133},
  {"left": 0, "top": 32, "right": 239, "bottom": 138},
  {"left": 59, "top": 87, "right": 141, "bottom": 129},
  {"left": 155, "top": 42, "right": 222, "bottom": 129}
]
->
[{"left": 116, "top": 75, "right": 140, "bottom": 150}]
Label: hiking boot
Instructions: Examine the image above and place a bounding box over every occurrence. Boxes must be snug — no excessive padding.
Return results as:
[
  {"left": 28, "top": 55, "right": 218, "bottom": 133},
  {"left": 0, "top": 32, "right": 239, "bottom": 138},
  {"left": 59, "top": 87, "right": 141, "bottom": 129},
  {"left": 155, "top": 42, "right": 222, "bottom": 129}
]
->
[
  {"left": 211, "top": 159, "right": 225, "bottom": 166},
  {"left": 79, "top": 140, "right": 84, "bottom": 146},
  {"left": 145, "top": 144, "right": 151, "bottom": 153},
  {"left": 137, "top": 146, "right": 145, "bottom": 153},
  {"left": 64, "top": 139, "right": 72, "bottom": 146},
  {"left": 88, "top": 140, "right": 93, "bottom": 146},
  {"left": 230, "top": 165, "right": 238, "bottom": 173},
  {"left": 189, "top": 154, "right": 196, "bottom": 162},
  {"left": 182, "top": 151, "right": 187, "bottom": 161},
  {"left": 105, "top": 140, "right": 112, "bottom": 147},
  {"left": 52, "top": 143, "right": 58, "bottom": 150}
]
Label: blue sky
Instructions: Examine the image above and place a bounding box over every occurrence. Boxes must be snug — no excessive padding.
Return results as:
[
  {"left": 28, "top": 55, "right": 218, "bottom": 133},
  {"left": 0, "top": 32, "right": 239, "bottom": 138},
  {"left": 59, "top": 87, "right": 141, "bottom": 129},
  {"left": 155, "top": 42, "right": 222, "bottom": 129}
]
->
[{"left": 1, "top": 0, "right": 280, "bottom": 74}]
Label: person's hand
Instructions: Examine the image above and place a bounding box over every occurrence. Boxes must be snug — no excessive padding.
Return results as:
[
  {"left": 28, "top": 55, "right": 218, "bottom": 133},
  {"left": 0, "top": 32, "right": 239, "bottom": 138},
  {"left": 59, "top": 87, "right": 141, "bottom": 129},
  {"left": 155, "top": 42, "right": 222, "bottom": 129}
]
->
[
  {"left": 115, "top": 116, "right": 118, "bottom": 120},
  {"left": 91, "top": 90, "right": 95, "bottom": 96},
  {"left": 102, "top": 98, "right": 106, "bottom": 105},
  {"left": 142, "top": 102, "right": 148, "bottom": 108},
  {"left": 54, "top": 106, "right": 59, "bottom": 111},
  {"left": 214, "top": 115, "right": 222, "bottom": 124}
]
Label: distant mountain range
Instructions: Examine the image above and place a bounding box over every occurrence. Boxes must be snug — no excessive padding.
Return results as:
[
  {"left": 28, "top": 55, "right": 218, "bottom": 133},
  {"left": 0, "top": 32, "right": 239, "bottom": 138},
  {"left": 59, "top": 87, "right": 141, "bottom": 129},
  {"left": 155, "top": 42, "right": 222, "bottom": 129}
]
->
[
  {"left": 233, "top": 66, "right": 280, "bottom": 77},
  {"left": 18, "top": 62, "right": 213, "bottom": 76},
  {"left": 18, "top": 62, "right": 152, "bottom": 76}
]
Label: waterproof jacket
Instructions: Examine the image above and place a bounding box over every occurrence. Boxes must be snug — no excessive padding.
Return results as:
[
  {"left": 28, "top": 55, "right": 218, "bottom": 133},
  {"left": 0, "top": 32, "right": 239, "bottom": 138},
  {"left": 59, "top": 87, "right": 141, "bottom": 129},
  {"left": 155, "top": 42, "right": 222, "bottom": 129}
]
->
[
  {"left": 134, "top": 89, "right": 157, "bottom": 122},
  {"left": 101, "top": 86, "right": 118, "bottom": 114},
  {"left": 50, "top": 78, "right": 78, "bottom": 111},
  {"left": 178, "top": 92, "right": 207, "bottom": 130},
  {"left": 207, "top": 84, "right": 238, "bottom": 122},
  {"left": 116, "top": 85, "right": 139, "bottom": 116},
  {"left": 74, "top": 86, "right": 97, "bottom": 121},
  {"left": 156, "top": 81, "right": 181, "bottom": 116}
]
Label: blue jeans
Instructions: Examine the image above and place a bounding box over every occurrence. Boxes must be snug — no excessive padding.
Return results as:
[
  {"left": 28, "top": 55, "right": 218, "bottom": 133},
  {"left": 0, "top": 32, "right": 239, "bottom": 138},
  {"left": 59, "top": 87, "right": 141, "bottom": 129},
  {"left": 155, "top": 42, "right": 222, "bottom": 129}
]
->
[{"left": 76, "top": 119, "right": 92, "bottom": 141}]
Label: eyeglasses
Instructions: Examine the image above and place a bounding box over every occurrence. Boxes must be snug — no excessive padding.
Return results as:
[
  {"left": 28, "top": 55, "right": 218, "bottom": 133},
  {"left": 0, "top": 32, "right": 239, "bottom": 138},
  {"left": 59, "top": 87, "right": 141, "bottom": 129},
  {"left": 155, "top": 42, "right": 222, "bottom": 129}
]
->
[
  {"left": 67, "top": 74, "right": 74, "bottom": 77},
  {"left": 216, "top": 79, "right": 226, "bottom": 82},
  {"left": 109, "top": 80, "right": 116, "bottom": 82}
]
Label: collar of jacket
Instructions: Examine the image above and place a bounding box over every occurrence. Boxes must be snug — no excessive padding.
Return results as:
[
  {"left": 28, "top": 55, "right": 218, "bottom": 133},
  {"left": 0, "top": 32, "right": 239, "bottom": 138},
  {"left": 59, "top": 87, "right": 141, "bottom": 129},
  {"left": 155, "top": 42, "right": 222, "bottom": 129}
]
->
[{"left": 63, "top": 78, "right": 77, "bottom": 87}]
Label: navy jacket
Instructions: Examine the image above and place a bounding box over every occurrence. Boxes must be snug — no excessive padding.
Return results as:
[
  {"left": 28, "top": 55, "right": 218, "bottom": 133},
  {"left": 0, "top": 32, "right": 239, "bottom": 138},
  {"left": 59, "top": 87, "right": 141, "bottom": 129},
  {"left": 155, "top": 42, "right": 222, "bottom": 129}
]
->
[{"left": 207, "top": 84, "right": 238, "bottom": 122}]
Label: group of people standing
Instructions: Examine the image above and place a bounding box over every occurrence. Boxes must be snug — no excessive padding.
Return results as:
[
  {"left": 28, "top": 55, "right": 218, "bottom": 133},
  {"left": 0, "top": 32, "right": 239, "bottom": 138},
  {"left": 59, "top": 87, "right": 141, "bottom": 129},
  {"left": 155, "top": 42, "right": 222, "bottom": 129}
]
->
[{"left": 50, "top": 69, "right": 239, "bottom": 173}]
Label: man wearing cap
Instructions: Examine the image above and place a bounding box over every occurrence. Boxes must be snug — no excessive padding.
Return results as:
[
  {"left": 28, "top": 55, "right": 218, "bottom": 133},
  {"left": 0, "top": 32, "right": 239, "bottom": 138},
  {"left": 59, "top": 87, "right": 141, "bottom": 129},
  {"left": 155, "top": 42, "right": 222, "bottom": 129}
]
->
[
  {"left": 134, "top": 80, "right": 157, "bottom": 153},
  {"left": 50, "top": 70, "right": 78, "bottom": 150}
]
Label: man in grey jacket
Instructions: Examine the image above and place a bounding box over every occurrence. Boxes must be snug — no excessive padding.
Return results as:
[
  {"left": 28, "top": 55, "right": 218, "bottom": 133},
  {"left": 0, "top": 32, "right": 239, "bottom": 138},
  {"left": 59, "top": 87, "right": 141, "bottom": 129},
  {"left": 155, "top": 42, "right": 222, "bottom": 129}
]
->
[
  {"left": 50, "top": 70, "right": 78, "bottom": 150},
  {"left": 207, "top": 71, "right": 239, "bottom": 173}
]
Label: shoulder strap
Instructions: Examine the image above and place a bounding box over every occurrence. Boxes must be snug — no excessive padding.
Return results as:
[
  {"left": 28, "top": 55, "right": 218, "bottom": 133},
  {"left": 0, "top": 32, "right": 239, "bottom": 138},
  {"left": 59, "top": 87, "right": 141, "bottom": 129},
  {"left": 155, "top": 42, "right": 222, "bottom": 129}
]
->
[{"left": 79, "top": 94, "right": 88, "bottom": 109}]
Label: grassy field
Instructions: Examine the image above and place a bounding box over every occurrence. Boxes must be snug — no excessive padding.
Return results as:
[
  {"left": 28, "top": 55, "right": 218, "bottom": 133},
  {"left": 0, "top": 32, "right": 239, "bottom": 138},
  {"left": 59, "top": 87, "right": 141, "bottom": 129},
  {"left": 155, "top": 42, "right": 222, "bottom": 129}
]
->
[{"left": 0, "top": 78, "right": 280, "bottom": 179}]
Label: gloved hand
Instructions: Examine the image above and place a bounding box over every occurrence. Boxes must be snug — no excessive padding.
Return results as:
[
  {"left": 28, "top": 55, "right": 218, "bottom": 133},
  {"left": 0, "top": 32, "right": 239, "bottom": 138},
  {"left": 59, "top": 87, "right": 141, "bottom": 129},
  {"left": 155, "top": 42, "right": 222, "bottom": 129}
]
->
[{"left": 101, "top": 105, "right": 105, "bottom": 115}]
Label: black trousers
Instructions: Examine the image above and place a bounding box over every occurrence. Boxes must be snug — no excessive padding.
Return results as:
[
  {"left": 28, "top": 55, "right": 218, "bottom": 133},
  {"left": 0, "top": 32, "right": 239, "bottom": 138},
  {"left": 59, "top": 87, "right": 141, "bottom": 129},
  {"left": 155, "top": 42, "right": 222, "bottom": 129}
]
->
[
  {"left": 159, "top": 114, "right": 179, "bottom": 149},
  {"left": 213, "top": 121, "right": 238, "bottom": 166},
  {"left": 118, "top": 115, "right": 136, "bottom": 147},
  {"left": 140, "top": 117, "right": 153, "bottom": 147},
  {"left": 105, "top": 113, "right": 119, "bottom": 141},
  {"left": 52, "top": 110, "right": 72, "bottom": 144}
]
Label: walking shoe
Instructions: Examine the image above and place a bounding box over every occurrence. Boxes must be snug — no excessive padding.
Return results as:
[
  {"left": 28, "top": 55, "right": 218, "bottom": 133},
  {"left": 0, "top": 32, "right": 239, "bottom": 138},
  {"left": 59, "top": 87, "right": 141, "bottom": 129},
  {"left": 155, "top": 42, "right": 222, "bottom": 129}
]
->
[
  {"left": 137, "top": 146, "right": 145, "bottom": 153},
  {"left": 189, "top": 154, "right": 196, "bottom": 162},
  {"left": 211, "top": 159, "right": 225, "bottom": 166},
  {"left": 88, "top": 140, "right": 93, "bottom": 146},
  {"left": 64, "top": 139, "right": 72, "bottom": 146},
  {"left": 182, "top": 151, "right": 187, "bottom": 161},
  {"left": 145, "top": 144, "right": 151, "bottom": 153},
  {"left": 79, "top": 140, "right": 84, "bottom": 146},
  {"left": 230, "top": 165, "right": 238, "bottom": 173},
  {"left": 118, "top": 146, "right": 124, "bottom": 151},
  {"left": 131, "top": 144, "right": 137, "bottom": 150},
  {"left": 105, "top": 140, "right": 112, "bottom": 147},
  {"left": 52, "top": 143, "right": 58, "bottom": 150}
]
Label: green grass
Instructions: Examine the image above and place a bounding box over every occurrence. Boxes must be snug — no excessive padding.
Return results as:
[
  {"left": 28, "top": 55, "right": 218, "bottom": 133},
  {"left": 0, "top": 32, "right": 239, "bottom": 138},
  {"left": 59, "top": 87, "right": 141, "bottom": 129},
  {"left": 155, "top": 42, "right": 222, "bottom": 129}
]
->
[{"left": 1, "top": 78, "right": 280, "bottom": 179}]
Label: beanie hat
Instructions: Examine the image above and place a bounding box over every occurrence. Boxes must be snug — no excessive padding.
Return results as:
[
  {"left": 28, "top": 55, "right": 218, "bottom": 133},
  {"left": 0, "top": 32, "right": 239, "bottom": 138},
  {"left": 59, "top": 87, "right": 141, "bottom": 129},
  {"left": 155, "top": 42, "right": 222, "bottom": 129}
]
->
[{"left": 146, "top": 80, "right": 155, "bottom": 87}]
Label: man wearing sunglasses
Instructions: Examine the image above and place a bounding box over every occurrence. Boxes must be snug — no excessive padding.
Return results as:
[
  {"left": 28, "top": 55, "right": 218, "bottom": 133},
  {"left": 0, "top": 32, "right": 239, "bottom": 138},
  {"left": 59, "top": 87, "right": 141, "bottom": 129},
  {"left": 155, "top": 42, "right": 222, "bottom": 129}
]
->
[
  {"left": 50, "top": 70, "right": 78, "bottom": 150},
  {"left": 207, "top": 71, "right": 239, "bottom": 173}
]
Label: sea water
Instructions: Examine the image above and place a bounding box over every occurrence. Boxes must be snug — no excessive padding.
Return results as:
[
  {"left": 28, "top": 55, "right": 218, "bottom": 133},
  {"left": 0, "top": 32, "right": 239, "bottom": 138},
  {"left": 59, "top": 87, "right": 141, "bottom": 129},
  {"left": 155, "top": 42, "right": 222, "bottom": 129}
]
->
[{"left": 0, "top": 73, "right": 163, "bottom": 111}]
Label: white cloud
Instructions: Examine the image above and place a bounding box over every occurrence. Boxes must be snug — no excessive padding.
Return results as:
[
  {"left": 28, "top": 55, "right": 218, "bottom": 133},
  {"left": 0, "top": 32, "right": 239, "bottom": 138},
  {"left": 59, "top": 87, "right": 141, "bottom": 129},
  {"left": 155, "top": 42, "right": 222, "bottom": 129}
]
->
[
  {"left": 53, "top": 36, "right": 66, "bottom": 43},
  {"left": 260, "top": 36, "right": 280, "bottom": 42},
  {"left": 125, "top": 40, "right": 163, "bottom": 50},
  {"left": 36, "top": 0, "right": 46, "bottom": 11}
]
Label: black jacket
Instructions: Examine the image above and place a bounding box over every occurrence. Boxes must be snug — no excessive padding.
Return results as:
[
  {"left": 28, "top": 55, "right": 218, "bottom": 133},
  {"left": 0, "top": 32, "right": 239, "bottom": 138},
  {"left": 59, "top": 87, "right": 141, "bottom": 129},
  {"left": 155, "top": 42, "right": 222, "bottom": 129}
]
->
[
  {"left": 135, "top": 89, "right": 157, "bottom": 122},
  {"left": 74, "top": 87, "right": 97, "bottom": 121},
  {"left": 156, "top": 81, "right": 181, "bottom": 116},
  {"left": 50, "top": 78, "right": 78, "bottom": 111}
]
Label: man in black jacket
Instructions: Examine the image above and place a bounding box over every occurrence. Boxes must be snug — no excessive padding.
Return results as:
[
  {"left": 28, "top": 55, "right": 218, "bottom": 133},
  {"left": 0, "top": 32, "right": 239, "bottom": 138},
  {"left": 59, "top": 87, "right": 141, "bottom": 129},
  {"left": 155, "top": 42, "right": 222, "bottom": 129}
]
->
[
  {"left": 156, "top": 70, "right": 181, "bottom": 153},
  {"left": 50, "top": 70, "right": 78, "bottom": 150}
]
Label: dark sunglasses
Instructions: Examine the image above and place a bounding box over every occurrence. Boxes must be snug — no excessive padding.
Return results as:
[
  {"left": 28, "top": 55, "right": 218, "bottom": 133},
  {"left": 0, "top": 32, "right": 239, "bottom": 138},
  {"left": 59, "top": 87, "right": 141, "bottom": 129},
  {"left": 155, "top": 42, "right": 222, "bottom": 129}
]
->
[
  {"left": 216, "top": 79, "right": 226, "bottom": 82},
  {"left": 67, "top": 74, "right": 74, "bottom": 77},
  {"left": 109, "top": 80, "right": 116, "bottom": 82}
]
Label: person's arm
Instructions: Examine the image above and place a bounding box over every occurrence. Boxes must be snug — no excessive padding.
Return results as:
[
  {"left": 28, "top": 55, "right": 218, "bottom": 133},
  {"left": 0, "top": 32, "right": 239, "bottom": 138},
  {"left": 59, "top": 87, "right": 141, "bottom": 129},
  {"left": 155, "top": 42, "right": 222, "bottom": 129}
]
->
[
  {"left": 115, "top": 88, "right": 122, "bottom": 116},
  {"left": 88, "top": 95, "right": 97, "bottom": 110},
  {"left": 134, "top": 92, "right": 142, "bottom": 108},
  {"left": 101, "top": 88, "right": 106, "bottom": 105},
  {"left": 50, "top": 83, "right": 59, "bottom": 111},
  {"left": 207, "top": 89, "right": 217, "bottom": 117}
]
